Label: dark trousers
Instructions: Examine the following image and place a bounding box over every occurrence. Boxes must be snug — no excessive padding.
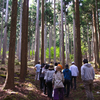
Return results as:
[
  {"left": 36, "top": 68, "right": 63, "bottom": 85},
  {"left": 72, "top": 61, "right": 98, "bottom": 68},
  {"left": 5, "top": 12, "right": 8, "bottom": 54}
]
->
[
  {"left": 44, "top": 80, "right": 47, "bottom": 94},
  {"left": 71, "top": 76, "right": 76, "bottom": 89},
  {"left": 64, "top": 80, "right": 71, "bottom": 97},
  {"left": 54, "top": 88, "right": 64, "bottom": 100},
  {"left": 40, "top": 77, "right": 44, "bottom": 90},
  {"left": 47, "top": 81, "right": 53, "bottom": 98}
]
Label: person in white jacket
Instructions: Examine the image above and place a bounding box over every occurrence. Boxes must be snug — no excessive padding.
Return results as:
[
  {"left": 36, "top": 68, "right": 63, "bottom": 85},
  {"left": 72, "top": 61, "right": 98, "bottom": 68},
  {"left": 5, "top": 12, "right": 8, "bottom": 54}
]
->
[
  {"left": 81, "top": 59, "right": 95, "bottom": 100},
  {"left": 69, "top": 61, "right": 79, "bottom": 90}
]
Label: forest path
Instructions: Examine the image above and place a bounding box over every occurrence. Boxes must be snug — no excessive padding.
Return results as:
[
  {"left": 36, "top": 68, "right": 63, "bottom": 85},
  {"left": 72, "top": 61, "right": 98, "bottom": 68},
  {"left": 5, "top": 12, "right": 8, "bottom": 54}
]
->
[{"left": 0, "top": 66, "right": 100, "bottom": 100}]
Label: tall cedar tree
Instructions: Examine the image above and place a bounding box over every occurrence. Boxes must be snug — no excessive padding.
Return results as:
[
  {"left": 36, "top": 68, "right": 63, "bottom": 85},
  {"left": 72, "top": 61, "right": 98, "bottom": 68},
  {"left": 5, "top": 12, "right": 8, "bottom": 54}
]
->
[
  {"left": 61, "top": 0, "right": 65, "bottom": 68},
  {"left": 4, "top": 0, "right": 18, "bottom": 89},
  {"left": 75, "top": 0, "right": 82, "bottom": 76},
  {"left": 20, "top": 0, "right": 29, "bottom": 82},
  {"left": 41, "top": 0, "right": 44, "bottom": 64}
]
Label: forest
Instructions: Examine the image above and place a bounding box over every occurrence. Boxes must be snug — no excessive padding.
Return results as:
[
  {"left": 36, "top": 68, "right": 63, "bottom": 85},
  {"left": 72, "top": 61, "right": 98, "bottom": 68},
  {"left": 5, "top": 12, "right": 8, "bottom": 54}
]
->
[{"left": 0, "top": 0, "right": 100, "bottom": 100}]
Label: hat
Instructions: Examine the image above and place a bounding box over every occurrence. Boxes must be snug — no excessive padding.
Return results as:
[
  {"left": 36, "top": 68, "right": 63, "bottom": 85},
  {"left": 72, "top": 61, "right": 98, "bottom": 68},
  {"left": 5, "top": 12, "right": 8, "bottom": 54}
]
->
[
  {"left": 57, "top": 64, "right": 63, "bottom": 69},
  {"left": 56, "top": 66, "right": 61, "bottom": 71},
  {"left": 71, "top": 61, "right": 75, "bottom": 64},
  {"left": 49, "top": 64, "right": 54, "bottom": 70},
  {"left": 83, "top": 59, "right": 88, "bottom": 63}
]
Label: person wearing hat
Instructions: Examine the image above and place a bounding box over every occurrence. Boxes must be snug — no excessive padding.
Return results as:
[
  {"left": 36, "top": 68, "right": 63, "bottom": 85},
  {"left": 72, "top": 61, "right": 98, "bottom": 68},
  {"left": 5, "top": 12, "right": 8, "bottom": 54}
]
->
[
  {"left": 45, "top": 64, "right": 55, "bottom": 99},
  {"left": 63, "top": 64, "right": 72, "bottom": 98},
  {"left": 52, "top": 65, "right": 64, "bottom": 100},
  {"left": 69, "top": 61, "right": 79, "bottom": 90},
  {"left": 81, "top": 59, "right": 95, "bottom": 100}
]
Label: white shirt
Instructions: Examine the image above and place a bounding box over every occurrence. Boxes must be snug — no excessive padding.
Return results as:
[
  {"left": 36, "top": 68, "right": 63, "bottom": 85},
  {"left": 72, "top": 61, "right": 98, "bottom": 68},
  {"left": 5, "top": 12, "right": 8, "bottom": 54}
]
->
[
  {"left": 35, "top": 64, "right": 41, "bottom": 72},
  {"left": 69, "top": 64, "right": 79, "bottom": 76}
]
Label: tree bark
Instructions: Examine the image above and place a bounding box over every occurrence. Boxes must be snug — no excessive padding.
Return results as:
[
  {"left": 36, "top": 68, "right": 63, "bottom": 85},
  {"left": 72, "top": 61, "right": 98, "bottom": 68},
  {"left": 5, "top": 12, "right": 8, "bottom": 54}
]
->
[
  {"left": 75, "top": 0, "right": 82, "bottom": 77},
  {"left": 65, "top": 13, "right": 68, "bottom": 63},
  {"left": 4, "top": 0, "right": 18, "bottom": 89},
  {"left": 20, "top": 0, "right": 29, "bottom": 82},
  {"left": 92, "top": 4, "right": 99, "bottom": 68},
  {"left": 35, "top": 0, "right": 40, "bottom": 64},
  {"left": 18, "top": 0, "right": 23, "bottom": 62},
  {"left": 54, "top": 0, "right": 56, "bottom": 63},
  {"left": 41, "top": 0, "right": 44, "bottom": 64},
  {"left": 61, "top": 0, "right": 65, "bottom": 68},
  {"left": 2, "top": 0, "right": 9, "bottom": 64},
  {"left": 0, "top": 0, "right": 4, "bottom": 59}
]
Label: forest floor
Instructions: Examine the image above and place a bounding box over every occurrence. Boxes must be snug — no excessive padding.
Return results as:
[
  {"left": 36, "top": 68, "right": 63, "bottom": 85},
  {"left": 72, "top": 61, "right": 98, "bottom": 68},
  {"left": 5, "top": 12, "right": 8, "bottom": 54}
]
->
[{"left": 0, "top": 65, "right": 100, "bottom": 100}]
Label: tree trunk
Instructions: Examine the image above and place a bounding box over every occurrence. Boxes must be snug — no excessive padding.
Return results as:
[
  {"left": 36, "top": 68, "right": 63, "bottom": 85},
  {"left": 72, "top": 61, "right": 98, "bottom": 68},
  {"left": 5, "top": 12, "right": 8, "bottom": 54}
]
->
[
  {"left": 4, "top": 0, "right": 18, "bottom": 89},
  {"left": 35, "top": 0, "right": 40, "bottom": 64},
  {"left": 87, "top": 25, "right": 91, "bottom": 61},
  {"left": 61, "top": 0, "right": 65, "bottom": 68},
  {"left": 41, "top": 0, "right": 44, "bottom": 64},
  {"left": 0, "top": 0, "right": 4, "bottom": 59},
  {"left": 2, "top": 0, "right": 9, "bottom": 64},
  {"left": 19, "top": 0, "right": 29, "bottom": 82},
  {"left": 92, "top": 5, "right": 99, "bottom": 69},
  {"left": 44, "top": 25, "right": 47, "bottom": 63},
  {"left": 65, "top": 13, "right": 68, "bottom": 63},
  {"left": 54, "top": 0, "right": 56, "bottom": 63},
  {"left": 49, "top": 27, "right": 52, "bottom": 63},
  {"left": 67, "top": 24, "right": 70, "bottom": 60},
  {"left": 73, "top": 0, "right": 76, "bottom": 63},
  {"left": 59, "top": 20, "right": 62, "bottom": 62},
  {"left": 75, "top": 0, "right": 82, "bottom": 77},
  {"left": 18, "top": 0, "right": 23, "bottom": 62}
]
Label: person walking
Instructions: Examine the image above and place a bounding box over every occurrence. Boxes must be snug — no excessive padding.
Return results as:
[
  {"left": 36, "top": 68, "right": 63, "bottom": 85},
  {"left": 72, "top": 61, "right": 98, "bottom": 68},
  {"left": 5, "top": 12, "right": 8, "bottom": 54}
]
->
[
  {"left": 45, "top": 64, "right": 55, "bottom": 100},
  {"left": 63, "top": 64, "right": 72, "bottom": 98},
  {"left": 35, "top": 62, "right": 41, "bottom": 81},
  {"left": 42, "top": 64, "right": 49, "bottom": 95},
  {"left": 81, "top": 59, "right": 95, "bottom": 100},
  {"left": 39, "top": 63, "right": 45, "bottom": 91},
  {"left": 52, "top": 65, "right": 64, "bottom": 100},
  {"left": 69, "top": 61, "right": 79, "bottom": 90}
]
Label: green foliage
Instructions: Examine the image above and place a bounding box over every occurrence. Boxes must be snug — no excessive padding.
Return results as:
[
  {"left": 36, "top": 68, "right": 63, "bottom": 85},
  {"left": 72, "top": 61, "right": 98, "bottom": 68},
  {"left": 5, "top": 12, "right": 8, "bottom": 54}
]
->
[
  {"left": 81, "top": 40, "right": 88, "bottom": 55},
  {"left": 69, "top": 54, "right": 74, "bottom": 61},
  {"left": 46, "top": 47, "right": 60, "bottom": 59},
  {"left": 30, "top": 50, "right": 35, "bottom": 56}
]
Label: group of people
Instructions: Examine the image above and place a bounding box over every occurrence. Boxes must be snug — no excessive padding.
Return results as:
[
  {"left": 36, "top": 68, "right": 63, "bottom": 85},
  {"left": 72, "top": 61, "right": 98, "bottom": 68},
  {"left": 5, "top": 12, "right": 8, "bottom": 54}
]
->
[{"left": 34, "top": 59, "right": 95, "bottom": 100}]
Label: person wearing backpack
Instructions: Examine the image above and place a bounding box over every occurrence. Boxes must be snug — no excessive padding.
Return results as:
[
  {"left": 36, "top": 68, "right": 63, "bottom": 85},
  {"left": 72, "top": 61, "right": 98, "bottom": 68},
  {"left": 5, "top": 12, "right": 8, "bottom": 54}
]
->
[
  {"left": 63, "top": 64, "right": 72, "bottom": 98},
  {"left": 52, "top": 65, "right": 64, "bottom": 100}
]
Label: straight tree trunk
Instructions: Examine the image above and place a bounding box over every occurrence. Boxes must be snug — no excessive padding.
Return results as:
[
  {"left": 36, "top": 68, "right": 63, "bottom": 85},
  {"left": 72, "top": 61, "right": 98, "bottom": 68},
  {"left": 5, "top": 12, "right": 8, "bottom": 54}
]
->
[
  {"left": 54, "top": 0, "right": 56, "bottom": 63},
  {"left": 44, "top": 25, "right": 47, "bottom": 63},
  {"left": 73, "top": 0, "right": 76, "bottom": 63},
  {"left": 41, "top": 0, "right": 44, "bottom": 64},
  {"left": 49, "top": 27, "right": 52, "bottom": 63},
  {"left": 0, "top": 0, "right": 4, "bottom": 59},
  {"left": 18, "top": 0, "right": 23, "bottom": 62},
  {"left": 67, "top": 24, "right": 70, "bottom": 60},
  {"left": 4, "top": 0, "right": 18, "bottom": 89},
  {"left": 75, "top": 0, "right": 82, "bottom": 77},
  {"left": 59, "top": 20, "right": 62, "bottom": 62},
  {"left": 19, "top": 0, "right": 29, "bottom": 82},
  {"left": 61, "top": 0, "right": 65, "bottom": 68},
  {"left": 65, "top": 13, "right": 68, "bottom": 63},
  {"left": 35, "top": 0, "right": 39, "bottom": 64},
  {"left": 92, "top": 5, "right": 99, "bottom": 68},
  {"left": 87, "top": 25, "right": 91, "bottom": 61},
  {"left": 2, "top": 0, "right": 9, "bottom": 64}
]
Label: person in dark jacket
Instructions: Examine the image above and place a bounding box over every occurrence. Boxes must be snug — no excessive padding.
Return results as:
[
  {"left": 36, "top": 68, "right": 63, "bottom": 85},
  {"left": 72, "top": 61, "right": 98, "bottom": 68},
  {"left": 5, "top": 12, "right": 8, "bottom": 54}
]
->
[
  {"left": 39, "top": 63, "right": 45, "bottom": 90},
  {"left": 63, "top": 64, "right": 72, "bottom": 98}
]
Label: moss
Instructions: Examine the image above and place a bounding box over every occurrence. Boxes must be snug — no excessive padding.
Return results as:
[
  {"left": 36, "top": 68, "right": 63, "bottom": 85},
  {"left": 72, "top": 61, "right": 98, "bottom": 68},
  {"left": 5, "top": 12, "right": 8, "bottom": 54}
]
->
[{"left": 0, "top": 74, "right": 6, "bottom": 78}]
